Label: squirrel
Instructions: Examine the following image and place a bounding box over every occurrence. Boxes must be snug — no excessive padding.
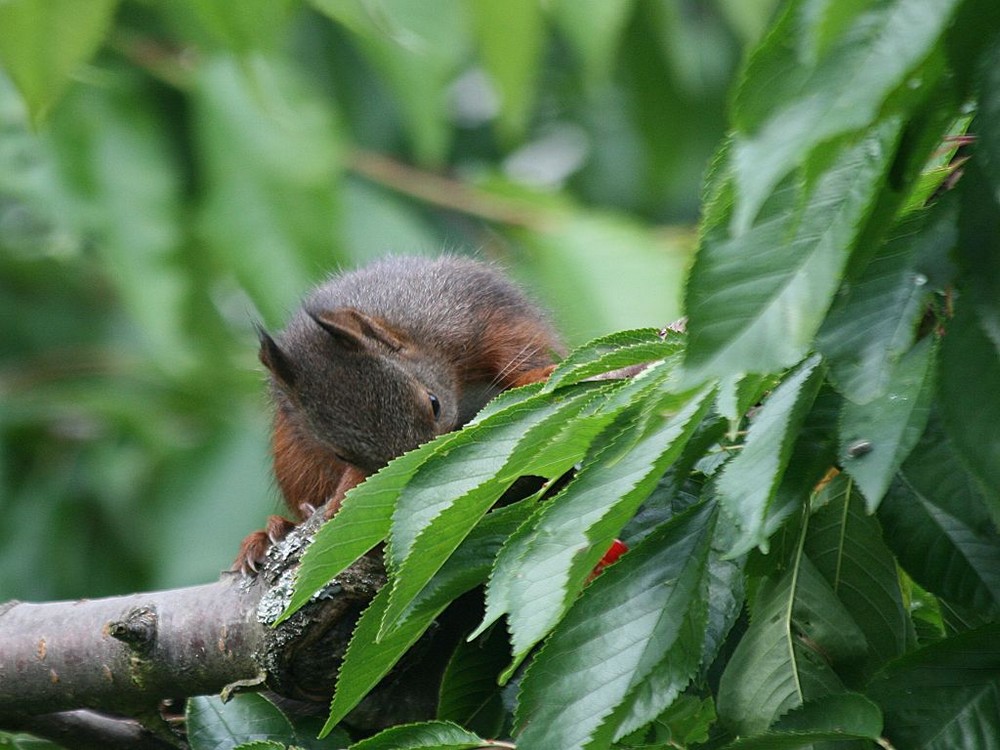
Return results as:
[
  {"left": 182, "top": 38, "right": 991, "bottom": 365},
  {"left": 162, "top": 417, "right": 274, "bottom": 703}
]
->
[{"left": 235, "top": 255, "right": 564, "bottom": 573}]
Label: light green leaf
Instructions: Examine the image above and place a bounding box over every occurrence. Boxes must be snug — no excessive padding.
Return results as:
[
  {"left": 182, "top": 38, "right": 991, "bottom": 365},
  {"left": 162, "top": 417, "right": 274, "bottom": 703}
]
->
[
  {"left": 521, "top": 213, "right": 693, "bottom": 345},
  {"left": 187, "top": 694, "right": 294, "bottom": 750},
  {"left": 469, "top": 0, "right": 544, "bottom": 141},
  {"left": 684, "top": 122, "right": 900, "bottom": 381},
  {"left": 380, "top": 383, "right": 611, "bottom": 636},
  {"left": 514, "top": 502, "right": 715, "bottom": 750},
  {"left": 0, "top": 0, "right": 117, "bottom": 122},
  {"left": 717, "top": 355, "right": 824, "bottom": 557},
  {"left": 282, "top": 427, "right": 465, "bottom": 623},
  {"left": 839, "top": 336, "right": 936, "bottom": 511},
  {"left": 717, "top": 553, "right": 863, "bottom": 734},
  {"left": 730, "top": 0, "right": 962, "bottom": 231},
  {"left": 323, "top": 499, "right": 535, "bottom": 731},
  {"left": 348, "top": 721, "right": 485, "bottom": 750},
  {"left": 193, "top": 55, "right": 342, "bottom": 325},
  {"left": 47, "top": 79, "right": 194, "bottom": 375},
  {"left": 174, "top": 0, "right": 295, "bottom": 51},
  {"left": 543, "top": 328, "right": 683, "bottom": 392},
  {"left": 323, "top": 585, "right": 448, "bottom": 737},
  {"left": 866, "top": 624, "right": 1000, "bottom": 749},
  {"left": 879, "top": 419, "right": 1000, "bottom": 616},
  {"left": 478, "top": 383, "right": 715, "bottom": 670}
]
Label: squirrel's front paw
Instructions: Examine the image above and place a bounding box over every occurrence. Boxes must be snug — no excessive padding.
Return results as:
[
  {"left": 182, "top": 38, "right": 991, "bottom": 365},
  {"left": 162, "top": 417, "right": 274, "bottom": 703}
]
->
[{"left": 232, "top": 515, "right": 297, "bottom": 575}]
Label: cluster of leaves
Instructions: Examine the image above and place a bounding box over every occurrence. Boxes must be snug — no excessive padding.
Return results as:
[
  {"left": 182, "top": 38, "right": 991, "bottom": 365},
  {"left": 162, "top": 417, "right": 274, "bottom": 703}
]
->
[
  {"left": 262, "top": 0, "right": 1000, "bottom": 748},
  {"left": 0, "top": 0, "right": 748, "bottom": 599}
]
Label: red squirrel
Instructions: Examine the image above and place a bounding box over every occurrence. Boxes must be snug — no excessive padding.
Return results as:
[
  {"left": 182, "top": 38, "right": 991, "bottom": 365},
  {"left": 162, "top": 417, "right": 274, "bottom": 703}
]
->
[{"left": 236, "top": 255, "right": 564, "bottom": 573}]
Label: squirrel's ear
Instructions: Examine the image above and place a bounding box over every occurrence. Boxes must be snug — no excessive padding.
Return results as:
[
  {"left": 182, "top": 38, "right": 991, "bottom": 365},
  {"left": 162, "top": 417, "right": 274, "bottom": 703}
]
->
[
  {"left": 309, "top": 308, "right": 403, "bottom": 352},
  {"left": 256, "top": 325, "right": 297, "bottom": 387}
]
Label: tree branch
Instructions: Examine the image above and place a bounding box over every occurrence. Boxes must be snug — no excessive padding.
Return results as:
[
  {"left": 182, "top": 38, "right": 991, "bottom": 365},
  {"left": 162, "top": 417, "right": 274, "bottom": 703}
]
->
[{"left": 0, "top": 510, "right": 387, "bottom": 747}]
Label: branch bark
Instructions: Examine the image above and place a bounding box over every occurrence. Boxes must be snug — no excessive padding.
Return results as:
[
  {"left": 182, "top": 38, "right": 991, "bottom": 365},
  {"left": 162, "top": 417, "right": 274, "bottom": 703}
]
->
[{"left": 0, "top": 510, "right": 387, "bottom": 747}]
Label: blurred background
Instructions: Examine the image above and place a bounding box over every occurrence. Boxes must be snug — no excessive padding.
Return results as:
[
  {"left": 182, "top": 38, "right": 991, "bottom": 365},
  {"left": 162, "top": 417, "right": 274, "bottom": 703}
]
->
[{"left": 0, "top": 0, "right": 778, "bottom": 599}]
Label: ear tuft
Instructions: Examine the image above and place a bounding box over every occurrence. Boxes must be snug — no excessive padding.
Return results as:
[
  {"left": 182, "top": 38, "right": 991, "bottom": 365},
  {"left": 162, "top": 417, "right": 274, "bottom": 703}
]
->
[
  {"left": 256, "top": 324, "right": 297, "bottom": 387},
  {"left": 309, "top": 308, "right": 403, "bottom": 352}
]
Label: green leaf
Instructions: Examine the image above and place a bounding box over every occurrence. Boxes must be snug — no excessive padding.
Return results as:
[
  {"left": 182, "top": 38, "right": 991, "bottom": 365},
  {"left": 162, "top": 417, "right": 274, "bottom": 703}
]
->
[
  {"left": 46, "top": 78, "right": 194, "bottom": 375},
  {"left": 806, "top": 476, "right": 912, "bottom": 678},
  {"left": 282, "top": 428, "right": 465, "bottom": 623},
  {"left": 879, "top": 419, "right": 1000, "bottom": 616},
  {"left": 866, "top": 624, "right": 1000, "bottom": 749},
  {"left": 0, "top": 0, "right": 117, "bottom": 123},
  {"left": 939, "top": 291, "right": 1000, "bottom": 522},
  {"left": 437, "top": 625, "right": 508, "bottom": 738},
  {"left": 513, "top": 502, "right": 716, "bottom": 750},
  {"left": 543, "top": 328, "right": 683, "bottom": 392},
  {"left": 719, "top": 693, "right": 883, "bottom": 749},
  {"left": 717, "top": 355, "right": 824, "bottom": 557},
  {"left": 717, "top": 550, "right": 865, "bottom": 734},
  {"left": 684, "top": 122, "right": 900, "bottom": 381},
  {"left": 469, "top": 0, "right": 544, "bottom": 141},
  {"left": 187, "top": 694, "right": 294, "bottom": 750},
  {"left": 348, "top": 721, "right": 485, "bottom": 750},
  {"left": 478, "top": 383, "right": 715, "bottom": 671},
  {"left": 322, "top": 498, "right": 535, "bottom": 731},
  {"left": 381, "top": 383, "right": 611, "bottom": 636},
  {"left": 729, "top": 0, "right": 962, "bottom": 231},
  {"left": 547, "top": 0, "right": 637, "bottom": 88},
  {"left": 193, "top": 55, "right": 342, "bottom": 325},
  {"left": 839, "top": 336, "right": 936, "bottom": 511},
  {"left": 521, "top": 213, "right": 692, "bottom": 344},
  {"left": 309, "top": 0, "right": 468, "bottom": 164},
  {"left": 174, "top": 0, "right": 294, "bottom": 51},
  {"left": 816, "top": 206, "right": 955, "bottom": 404},
  {"left": 323, "top": 585, "right": 448, "bottom": 737}
]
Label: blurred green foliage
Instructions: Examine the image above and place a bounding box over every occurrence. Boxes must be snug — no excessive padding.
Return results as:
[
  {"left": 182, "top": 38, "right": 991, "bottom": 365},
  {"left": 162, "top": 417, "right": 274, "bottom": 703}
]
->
[{"left": 0, "top": 1, "right": 775, "bottom": 599}]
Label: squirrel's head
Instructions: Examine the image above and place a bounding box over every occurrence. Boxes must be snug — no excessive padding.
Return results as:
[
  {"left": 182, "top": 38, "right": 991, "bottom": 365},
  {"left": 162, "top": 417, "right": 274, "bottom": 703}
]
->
[{"left": 257, "top": 307, "right": 459, "bottom": 473}]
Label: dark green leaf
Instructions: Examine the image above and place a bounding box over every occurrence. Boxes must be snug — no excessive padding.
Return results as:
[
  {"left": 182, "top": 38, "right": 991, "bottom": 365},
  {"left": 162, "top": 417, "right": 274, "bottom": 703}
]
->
[
  {"left": 187, "top": 694, "right": 294, "bottom": 750},
  {"left": 730, "top": 0, "right": 961, "bottom": 230},
  {"left": 717, "top": 551, "right": 864, "bottom": 734},
  {"left": 348, "top": 721, "right": 485, "bottom": 750},
  {"left": 817, "top": 207, "right": 955, "bottom": 404},
  {"left": 940, "top": 154, "right": 1000, "bottom": 520},
  {"left": 437, "top": 625, "right": 508, "bottom": 737},
  {"left": 514, "top": 502, "right": 716, "bottom": 750},
  {"left": 719, "top": 692, "right": 883, "bottom": 748},
  {"left": 839, "top": 336, "right": 936, "bottom": 511},
  {"left": 324, "top": 584, "right": 447, "bottom": 736},
  {"left": 879, "top": 419, "right": 1000, "bottom": 616},
  {"left": 717, "top": 355, "right": 824, "bottom": 557},
  {"left": 806, "top": 476, "right": 912, "bottom": 678},
  {"left": 866, "top": 624, "right": 1000, "bottom": 749},
  {"left": 685, "top": 123, "right": 900, "bottom": 380}
]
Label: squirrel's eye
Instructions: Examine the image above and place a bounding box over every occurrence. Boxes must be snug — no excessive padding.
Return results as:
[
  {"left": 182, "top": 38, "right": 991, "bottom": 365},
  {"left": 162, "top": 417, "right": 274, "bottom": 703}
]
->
[{"left": 428, "top": 392, "right": 441, "bottom": 420}]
